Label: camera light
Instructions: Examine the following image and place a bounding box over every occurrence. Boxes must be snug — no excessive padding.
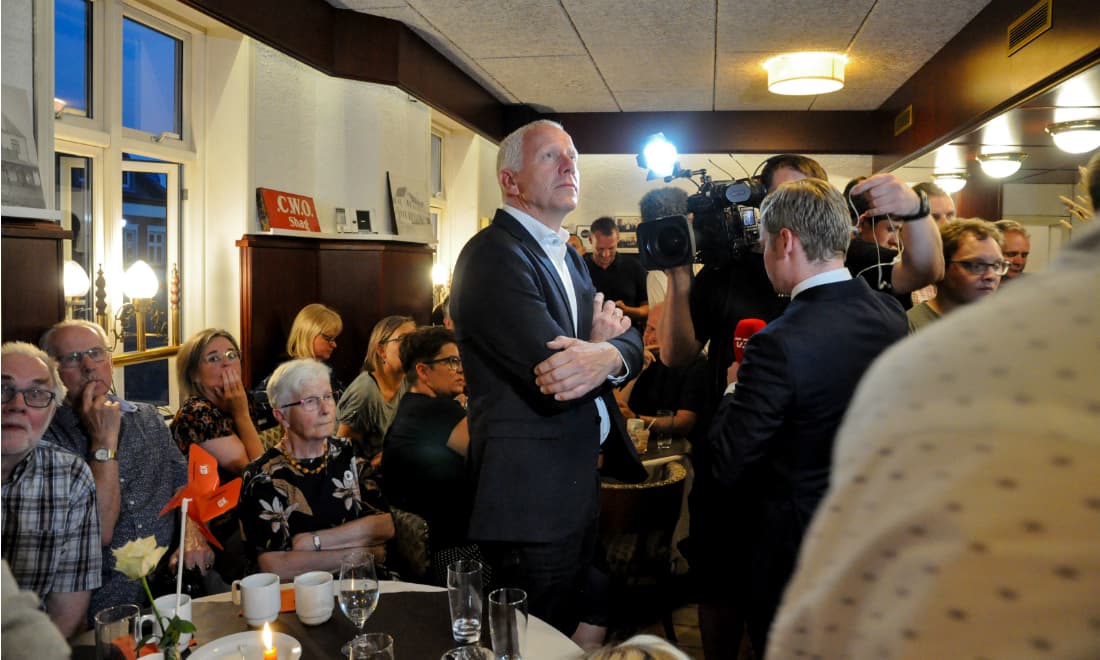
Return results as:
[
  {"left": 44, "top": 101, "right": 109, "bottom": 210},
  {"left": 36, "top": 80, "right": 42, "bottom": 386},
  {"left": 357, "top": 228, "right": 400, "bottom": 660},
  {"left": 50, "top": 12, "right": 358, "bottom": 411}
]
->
[
  {"left": 639, "top": 133, "right": 678, "bottom": 178},
  {"left": 763, "top": 52, "right": 847, "bottom": 96}
]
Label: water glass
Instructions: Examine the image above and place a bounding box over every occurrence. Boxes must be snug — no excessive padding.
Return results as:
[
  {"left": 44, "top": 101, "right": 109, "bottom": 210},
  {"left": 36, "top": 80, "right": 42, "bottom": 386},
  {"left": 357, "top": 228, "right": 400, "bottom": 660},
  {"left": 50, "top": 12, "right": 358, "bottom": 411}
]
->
[
  {"left": 655, "top": 409, "right": 674, "bottom": 450},
  {"left": 348, "top": 632, "right": 394, "bottom": 659},
  {"left": 94, "top": 604, "right": 140, "bottom": 660},
  {"left": 447, "top": 560, "right": 483, "bottom": 644},
  {"left": 488, "top": 588, "right": 527, "bottom": 660},
  {"left": 339, "top": 550, "right": 380, "bottom": 656}
]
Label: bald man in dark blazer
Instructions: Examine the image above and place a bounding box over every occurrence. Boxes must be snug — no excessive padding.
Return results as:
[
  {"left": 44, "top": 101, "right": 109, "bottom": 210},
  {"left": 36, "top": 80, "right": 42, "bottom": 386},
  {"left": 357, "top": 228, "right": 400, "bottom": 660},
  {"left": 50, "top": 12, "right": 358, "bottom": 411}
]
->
[{"left": 451, "top": 120, "right": 646, "bottom": 635}]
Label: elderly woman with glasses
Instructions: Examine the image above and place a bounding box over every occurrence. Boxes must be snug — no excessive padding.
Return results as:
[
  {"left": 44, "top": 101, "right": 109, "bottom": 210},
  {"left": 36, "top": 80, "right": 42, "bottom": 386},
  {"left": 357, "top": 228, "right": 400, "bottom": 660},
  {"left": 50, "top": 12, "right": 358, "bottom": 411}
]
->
[
  {"left": 239, "top": 358, "right": 393, "bottom": 578},
  {"left": 336, "top": 315, "right": 417, "bottom": 461}
]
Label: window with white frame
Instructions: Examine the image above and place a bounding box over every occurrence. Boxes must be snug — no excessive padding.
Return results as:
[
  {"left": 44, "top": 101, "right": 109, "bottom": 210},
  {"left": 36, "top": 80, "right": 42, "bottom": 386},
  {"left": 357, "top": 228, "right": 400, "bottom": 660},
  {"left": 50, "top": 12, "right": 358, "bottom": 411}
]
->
[{"left": 54, "top": 0, "right": 201, "bottom": 406}]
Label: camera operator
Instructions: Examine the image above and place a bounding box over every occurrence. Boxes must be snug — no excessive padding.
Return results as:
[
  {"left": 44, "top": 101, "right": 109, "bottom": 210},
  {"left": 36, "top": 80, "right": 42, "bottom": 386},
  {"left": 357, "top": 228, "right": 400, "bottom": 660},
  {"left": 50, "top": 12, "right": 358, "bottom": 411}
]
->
[{"left": 842, "top": 176, "right": 946, "bottom": 309}]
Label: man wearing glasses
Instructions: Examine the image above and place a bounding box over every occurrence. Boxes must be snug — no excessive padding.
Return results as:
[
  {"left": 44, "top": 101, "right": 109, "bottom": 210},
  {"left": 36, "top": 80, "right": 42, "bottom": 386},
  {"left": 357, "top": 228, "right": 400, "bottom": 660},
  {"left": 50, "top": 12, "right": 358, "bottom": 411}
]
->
[
  {"left": 907, "top": 219, "right": 1006, "bottom": 332},
  {"left": 39, "top": 321, "right": 214, "bottom": 622},
  {"left": 1, "top": 341, "right": 102, "bottom": 638}
]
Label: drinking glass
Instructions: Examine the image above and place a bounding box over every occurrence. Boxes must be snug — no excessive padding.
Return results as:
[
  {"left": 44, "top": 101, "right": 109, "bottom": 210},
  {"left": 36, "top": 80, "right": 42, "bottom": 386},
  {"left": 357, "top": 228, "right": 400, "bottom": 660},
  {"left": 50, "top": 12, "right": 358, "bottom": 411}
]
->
[
  {"left": 348, "top": 632, "right": 394, "bottom": 659},
  {"left": 447, "top": 559, "right": 483, "bottom": 644},
  {"left": 655, "top": 409, "right": 674, "bottom": 450},
  {"left": 488, "top": 588, "right": 527, "bottom": 660},
  {"left": 94, "top": 604, "right": 141, "bottom": 660},
  {"left": 338, "top": 550, "right": 380, "bottom": 657}
]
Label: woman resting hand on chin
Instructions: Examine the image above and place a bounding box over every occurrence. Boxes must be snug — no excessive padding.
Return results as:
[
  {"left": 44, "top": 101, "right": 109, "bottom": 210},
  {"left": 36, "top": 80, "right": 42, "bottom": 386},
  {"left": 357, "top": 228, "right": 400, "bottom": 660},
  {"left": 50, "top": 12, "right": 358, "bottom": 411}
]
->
[{"left": 170, "top": 328, "right": 266, "bottom": 582}]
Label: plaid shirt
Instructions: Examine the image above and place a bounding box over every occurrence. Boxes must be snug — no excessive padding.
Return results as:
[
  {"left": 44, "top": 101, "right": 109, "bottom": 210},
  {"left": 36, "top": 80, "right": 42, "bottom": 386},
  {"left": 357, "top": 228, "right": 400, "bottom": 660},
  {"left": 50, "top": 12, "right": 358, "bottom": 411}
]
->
[
  {"left": 43, "top": 399, "right": 187, "bottom": 619},
  {"left": 1, "top": 443, "right": 102, "bottom": 605}
]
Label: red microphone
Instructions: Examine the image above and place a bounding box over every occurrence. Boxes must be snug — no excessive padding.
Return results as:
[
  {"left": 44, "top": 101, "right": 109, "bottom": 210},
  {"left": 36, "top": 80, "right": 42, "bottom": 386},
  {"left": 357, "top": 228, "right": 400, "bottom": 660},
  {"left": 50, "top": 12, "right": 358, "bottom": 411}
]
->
[{"left": 733, "top": 318, "right": 766, "bottom": 362}]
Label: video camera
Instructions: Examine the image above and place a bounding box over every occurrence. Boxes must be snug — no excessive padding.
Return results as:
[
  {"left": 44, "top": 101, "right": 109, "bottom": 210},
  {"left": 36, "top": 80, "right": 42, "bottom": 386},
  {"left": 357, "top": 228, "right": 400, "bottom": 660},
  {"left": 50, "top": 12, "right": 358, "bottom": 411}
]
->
[{"left": 637, "top": 169, "right": 768, "bottom": 271}]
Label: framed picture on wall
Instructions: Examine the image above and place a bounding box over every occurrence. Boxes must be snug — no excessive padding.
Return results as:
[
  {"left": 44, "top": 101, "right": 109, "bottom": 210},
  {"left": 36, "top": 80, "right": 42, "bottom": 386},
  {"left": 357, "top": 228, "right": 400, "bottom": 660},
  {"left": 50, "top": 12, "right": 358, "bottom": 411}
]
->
[
  {"left": 615, "top": 216, "right": 641, "bottom": 253},
  {"left": 575, "top": 224, "right": 591, "bottom": 241}
]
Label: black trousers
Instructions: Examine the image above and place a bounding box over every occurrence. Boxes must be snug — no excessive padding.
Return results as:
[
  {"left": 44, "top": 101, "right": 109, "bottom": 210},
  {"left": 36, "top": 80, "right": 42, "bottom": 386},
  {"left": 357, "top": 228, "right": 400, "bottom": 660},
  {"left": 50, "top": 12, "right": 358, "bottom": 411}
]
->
[{"left": 479, "top": 517, "right": 598, "bottom": 636}]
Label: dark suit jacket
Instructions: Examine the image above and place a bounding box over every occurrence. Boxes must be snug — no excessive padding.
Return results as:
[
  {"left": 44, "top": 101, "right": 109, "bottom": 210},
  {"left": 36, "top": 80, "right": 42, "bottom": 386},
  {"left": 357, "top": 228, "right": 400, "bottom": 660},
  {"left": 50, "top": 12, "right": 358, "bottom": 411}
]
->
[
  {"left": 708, "top": 276, "right": 906, "bottom": 637},
  {"left": 451, "top": 209, "right": 647, "bottom": 543}
]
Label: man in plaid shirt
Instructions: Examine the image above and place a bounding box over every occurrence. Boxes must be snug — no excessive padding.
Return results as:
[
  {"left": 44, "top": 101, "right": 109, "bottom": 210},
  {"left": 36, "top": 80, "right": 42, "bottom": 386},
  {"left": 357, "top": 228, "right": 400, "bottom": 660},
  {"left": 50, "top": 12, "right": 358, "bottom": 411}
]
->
[{"left": 2, "top": 341, "right": 102, "bottom": 638}]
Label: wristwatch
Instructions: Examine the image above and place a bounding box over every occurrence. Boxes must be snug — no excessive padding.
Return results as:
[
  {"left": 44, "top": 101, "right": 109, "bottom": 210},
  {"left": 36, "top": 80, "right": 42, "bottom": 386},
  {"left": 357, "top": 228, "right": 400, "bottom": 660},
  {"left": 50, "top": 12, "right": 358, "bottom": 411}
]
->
[
  {"left": 312, "top": 533, "right": 322, "bottom": 551},
  {"left": 893, "top": 189, "right": 930, "bottom": 221},
  {"left": 91, "top": 447, "right": 117, "bottom": 462}
]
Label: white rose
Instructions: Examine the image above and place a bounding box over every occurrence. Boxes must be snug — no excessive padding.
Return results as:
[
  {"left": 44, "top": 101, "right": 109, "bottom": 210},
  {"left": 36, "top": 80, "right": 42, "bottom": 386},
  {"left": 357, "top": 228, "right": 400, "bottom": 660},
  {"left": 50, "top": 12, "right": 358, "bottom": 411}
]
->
[{"left": 112, "top": 536, "right": 168, "bottom": 580}]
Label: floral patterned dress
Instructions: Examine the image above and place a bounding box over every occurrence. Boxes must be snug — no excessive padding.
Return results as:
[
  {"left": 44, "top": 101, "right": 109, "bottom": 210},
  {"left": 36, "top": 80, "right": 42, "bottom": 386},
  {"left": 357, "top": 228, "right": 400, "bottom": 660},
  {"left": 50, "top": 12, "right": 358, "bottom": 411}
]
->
[{"left": 238, "top": 437, "right": 389, "bottom": 557}]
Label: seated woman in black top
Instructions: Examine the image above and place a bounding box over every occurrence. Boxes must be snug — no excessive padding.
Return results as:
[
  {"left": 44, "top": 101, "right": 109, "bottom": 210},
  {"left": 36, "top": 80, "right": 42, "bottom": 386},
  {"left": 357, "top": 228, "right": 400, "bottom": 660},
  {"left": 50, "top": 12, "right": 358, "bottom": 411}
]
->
[{"left": 381, "top": 326, "right": 473, "bottom": 581}]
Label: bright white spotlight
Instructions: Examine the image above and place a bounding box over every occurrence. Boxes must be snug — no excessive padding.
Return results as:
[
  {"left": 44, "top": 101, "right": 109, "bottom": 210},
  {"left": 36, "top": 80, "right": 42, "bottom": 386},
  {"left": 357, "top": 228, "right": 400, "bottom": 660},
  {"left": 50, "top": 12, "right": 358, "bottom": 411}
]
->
[{"left": 640, "top": 133, "right": 678, "bottom": 178}]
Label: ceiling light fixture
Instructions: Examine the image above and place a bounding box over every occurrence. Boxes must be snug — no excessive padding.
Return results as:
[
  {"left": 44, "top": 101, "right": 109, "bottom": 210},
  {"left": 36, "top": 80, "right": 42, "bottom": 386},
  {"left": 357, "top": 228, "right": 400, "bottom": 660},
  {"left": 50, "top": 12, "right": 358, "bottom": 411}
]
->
[
  {"left": 977, "top": 152, "right": 1027, "bottom": 178},
  {"left": 932, "top": 172, "right": 968, "bottom": 194},
  {"left": 763, "top": 52, "right": 848, "bottom": 96},
  {"left": 1045, "top": 119, "right": 1100, "bottom": 154}
]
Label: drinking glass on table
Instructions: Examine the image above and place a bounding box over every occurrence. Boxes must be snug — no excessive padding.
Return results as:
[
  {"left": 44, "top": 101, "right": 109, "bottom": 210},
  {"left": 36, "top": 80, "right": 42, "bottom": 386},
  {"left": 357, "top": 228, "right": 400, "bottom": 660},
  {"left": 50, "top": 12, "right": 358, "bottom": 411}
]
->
[
  {"left": 348, "top": 632, "right": 394, "bottom": 659},
  {"left": 488, "top": 588, "right": 527, "bottom": 660},
  {"left": 338, "top": 550, "right": 380, "bottom": 657},
  {"left": 447, "top": 559, "right": 484, "bottom": 645},
  {"left": 655, "top": 409, "right": 674, "bottom": 450}
]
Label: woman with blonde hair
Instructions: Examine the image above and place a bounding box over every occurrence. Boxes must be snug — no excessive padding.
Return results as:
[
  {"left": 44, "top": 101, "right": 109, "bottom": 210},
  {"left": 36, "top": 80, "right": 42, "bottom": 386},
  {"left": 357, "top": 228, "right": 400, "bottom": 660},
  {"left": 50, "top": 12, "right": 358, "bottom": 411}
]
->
[
  {"left": 336, "top": 315, "right": 416, "bottom": 459},
  {"left": 255, "top": 304, "right": 345, "bottom": 425}
]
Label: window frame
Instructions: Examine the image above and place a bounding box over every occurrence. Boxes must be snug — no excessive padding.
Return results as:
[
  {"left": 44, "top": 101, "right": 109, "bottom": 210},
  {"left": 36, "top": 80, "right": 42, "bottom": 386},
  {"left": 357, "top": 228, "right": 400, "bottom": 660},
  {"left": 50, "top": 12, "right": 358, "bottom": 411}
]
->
[{"left": 53, "top": 0, "right": 207, "bottom": 406}]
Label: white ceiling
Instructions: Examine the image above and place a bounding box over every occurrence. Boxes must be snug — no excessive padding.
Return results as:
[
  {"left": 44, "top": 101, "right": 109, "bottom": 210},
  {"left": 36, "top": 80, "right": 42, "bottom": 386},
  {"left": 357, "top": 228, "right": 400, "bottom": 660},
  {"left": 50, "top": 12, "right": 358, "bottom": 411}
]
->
[{"left": 326, "top": 0, "right": 992, "bottom": 113}]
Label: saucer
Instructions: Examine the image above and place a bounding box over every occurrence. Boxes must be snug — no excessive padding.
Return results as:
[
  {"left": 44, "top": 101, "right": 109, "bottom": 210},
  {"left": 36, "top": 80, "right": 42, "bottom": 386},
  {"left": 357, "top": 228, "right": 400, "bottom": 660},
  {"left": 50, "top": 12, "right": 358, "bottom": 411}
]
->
[{"left": 189, "top": 631, "right": 302, "bottom": 659}]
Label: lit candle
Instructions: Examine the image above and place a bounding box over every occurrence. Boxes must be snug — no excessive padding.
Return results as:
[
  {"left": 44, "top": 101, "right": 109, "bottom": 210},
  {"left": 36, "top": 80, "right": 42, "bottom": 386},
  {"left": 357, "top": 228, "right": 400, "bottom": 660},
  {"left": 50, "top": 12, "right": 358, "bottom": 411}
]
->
[{"left": 262, "top": 622, "right": 277, "bottom": 660}]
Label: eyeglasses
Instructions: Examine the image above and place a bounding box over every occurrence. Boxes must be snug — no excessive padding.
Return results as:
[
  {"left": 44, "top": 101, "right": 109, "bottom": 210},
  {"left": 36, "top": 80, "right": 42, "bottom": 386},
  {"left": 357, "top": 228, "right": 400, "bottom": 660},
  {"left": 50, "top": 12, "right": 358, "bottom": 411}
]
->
[
  {"left": 2, "top": 385, "right": 57, "bottom": 408},
  {"left": 278, "top": 392, "right": 336, "bottom": 412},
  {"left": 56, "top": 346, "right": 108, "bottom": 369},
  {"left": 425, "top": 356, "right": 463, "bottom": 372},
  {"left": 319, "top": 333, "right": 338, "bottom": 345},
  {"left": 950, "top": 260, "right": 1010, "bottom": 276},
  {"left": 203, "top": 349, "right": 241, "bottom": 365}
]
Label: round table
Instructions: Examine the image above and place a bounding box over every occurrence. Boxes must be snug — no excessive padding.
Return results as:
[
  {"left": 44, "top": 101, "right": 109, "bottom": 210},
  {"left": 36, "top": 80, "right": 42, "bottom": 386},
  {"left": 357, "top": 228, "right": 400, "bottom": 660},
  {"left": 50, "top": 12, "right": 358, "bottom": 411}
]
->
[{"left": 75, "top": 580, "right": 583, "bottom": 659}]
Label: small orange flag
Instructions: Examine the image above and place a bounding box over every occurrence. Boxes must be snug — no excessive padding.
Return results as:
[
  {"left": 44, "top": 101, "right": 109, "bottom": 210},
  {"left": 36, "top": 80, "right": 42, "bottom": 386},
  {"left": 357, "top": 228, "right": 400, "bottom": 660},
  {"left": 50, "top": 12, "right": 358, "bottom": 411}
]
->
[{"left": 159, "top": 444, "right": 242, "bottom": 549}]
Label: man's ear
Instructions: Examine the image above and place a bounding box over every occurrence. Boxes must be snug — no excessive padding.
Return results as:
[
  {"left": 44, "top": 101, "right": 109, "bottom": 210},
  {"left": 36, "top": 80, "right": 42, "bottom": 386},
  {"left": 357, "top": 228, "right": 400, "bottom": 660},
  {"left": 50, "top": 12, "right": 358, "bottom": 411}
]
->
[
  {"left": 778, "top": 227, "right": 801, "bottom": 260},
  {"left": 500, "top": 169, "right": 519, "bottom": 197}
]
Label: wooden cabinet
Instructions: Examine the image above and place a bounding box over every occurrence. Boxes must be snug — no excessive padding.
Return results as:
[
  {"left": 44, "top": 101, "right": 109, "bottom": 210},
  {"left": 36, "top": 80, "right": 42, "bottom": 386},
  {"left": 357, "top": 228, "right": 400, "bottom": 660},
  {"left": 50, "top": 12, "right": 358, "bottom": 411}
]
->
[
  {"left": 2, "top": 220, "right": 70, "bottom": 344},
  {"left": 237, "top": 233, "right": 434, "bottom": 389}
]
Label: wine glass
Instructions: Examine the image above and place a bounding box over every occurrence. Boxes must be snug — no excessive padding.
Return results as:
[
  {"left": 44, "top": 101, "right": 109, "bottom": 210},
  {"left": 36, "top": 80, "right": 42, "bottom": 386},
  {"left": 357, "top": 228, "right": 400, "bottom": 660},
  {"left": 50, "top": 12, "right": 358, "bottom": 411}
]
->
[{"left": 338, "top": 550, "right": 380, "bottom": 657}]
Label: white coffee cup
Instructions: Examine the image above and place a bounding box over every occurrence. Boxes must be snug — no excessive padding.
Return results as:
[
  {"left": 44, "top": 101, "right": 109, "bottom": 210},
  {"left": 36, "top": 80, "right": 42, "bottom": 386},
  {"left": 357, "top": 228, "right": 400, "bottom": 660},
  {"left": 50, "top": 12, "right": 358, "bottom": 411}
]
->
[
  {"left": 293, "top": 570, "right": 334, "bottom": 625},
  {"left": 231, "top": 572, "right": 281, "bottom": 627},
  {"left": 138, "top": 594, "right": 192, "bottom": 652}
]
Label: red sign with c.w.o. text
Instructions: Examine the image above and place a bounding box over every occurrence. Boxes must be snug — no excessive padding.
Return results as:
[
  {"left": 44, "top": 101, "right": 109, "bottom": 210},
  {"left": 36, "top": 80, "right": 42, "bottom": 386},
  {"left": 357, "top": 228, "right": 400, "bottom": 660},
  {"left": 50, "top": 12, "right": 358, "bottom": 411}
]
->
[{"left": 256, "top": 187, "right": 321, "bottom": 232}]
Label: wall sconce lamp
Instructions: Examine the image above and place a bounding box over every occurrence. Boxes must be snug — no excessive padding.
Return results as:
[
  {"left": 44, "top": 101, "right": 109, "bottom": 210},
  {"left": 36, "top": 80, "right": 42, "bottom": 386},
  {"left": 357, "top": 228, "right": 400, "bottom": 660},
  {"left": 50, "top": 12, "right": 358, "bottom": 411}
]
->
[
  {"left": 63, "top": 260, "right": 91, "bottom": 319},
  {"left": 431, "top": 262, "right": 450, "bottom": 308},
  {"left": 93, "top": 262, "right": 182, "bottom": 363},
  {"left": 763, "top": 52, "right": 848, "bottom": 96},
  {"left": 1045, "top": 119, "right": 1100, "bottom": 154},
  {"left": 932, "top": 172, "right": 968, "bottom": 194},
  {"left": 977, "top": 152, "right": 1027, "bottom": 178}
]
